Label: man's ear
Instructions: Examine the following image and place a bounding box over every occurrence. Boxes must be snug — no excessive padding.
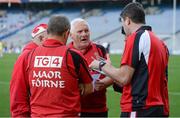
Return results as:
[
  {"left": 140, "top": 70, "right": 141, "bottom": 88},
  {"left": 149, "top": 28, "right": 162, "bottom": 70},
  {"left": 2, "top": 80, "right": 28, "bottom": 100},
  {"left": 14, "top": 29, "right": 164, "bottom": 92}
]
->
[
  {"left": 124, "top": 17, "right": 130, "bottom": 26},
  {"left": 63, "top": 29, "right": 70, "bottom": 39},
  {"left": 127, "top": 17, "right": 131, "bottom": 25},
  {"left": 66, "top": 30, "right": 70, "bottom": 37},
  {"left": 69, "top": 32, "right": 72, "bottom": 37},
  {"left": 39, "top": 35, "right": 43, "bottom": 42}
]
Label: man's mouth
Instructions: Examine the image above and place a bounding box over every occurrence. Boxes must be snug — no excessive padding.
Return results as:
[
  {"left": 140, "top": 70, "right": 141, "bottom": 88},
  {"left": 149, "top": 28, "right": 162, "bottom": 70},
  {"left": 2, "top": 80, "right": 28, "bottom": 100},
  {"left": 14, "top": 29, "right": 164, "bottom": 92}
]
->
[{"left": 81, "top": 38, "right": 87, "bottom": 41}]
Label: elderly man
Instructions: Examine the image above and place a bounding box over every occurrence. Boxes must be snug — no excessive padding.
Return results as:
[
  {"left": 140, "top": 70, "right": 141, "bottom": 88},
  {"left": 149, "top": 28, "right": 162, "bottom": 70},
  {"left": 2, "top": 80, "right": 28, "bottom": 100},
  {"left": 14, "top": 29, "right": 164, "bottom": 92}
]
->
[{"left": 68, "top": 18, "right": 113, "bottom": 117}]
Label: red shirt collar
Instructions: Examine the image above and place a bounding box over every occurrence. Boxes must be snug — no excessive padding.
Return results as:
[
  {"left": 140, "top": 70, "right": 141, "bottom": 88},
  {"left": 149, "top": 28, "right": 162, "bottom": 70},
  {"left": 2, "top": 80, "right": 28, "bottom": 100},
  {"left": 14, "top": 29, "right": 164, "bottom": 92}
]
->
[
  {"left": 43, "top": 39, "right": 64, "bottom": 47},
  {"left": 68, "top": 41, "right": 74, "bottom": 49},
  {"left": 136, "top": 26, "right": 152, "bottom": 32},
  {"left": 68, "top": 41, "right": 93, "bottom": 55}
]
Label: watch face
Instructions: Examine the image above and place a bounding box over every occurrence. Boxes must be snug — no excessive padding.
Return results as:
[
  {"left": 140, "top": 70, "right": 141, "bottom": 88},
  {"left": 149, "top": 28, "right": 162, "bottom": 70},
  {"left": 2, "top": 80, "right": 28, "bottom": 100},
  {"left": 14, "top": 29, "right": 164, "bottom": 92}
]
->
[
  {"left": 100, "top": 61, "right": 106, "bottom": 66},
  {"left": 99, "top": 61, "right": 106, "bottom": 71}
]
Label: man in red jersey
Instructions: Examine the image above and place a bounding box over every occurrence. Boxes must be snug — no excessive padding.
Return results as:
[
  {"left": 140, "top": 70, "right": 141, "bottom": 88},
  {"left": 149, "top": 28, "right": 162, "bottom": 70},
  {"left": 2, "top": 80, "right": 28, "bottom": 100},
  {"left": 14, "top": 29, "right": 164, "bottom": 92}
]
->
[
  {"left": 90, "top": 2, "right": 169, "bottom": 117},
  {"left": 10, "top": 23, "right": 48, "bottom": 116},
  {"left": 68, "top": 18, "right": 113, "bottom": 117},
  {"left": 22, "top": 23, "right": 48, "bottom": 52},
  {"left": 10, "top": 15, "right": 93, "bottom": 117}
]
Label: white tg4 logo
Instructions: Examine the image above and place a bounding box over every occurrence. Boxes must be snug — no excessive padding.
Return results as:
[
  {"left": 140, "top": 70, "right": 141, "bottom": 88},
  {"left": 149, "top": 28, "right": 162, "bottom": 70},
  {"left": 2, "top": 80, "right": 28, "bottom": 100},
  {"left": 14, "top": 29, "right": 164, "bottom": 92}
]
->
[{"left": 34, "top": 56, "right": 63, "bottom": 68}]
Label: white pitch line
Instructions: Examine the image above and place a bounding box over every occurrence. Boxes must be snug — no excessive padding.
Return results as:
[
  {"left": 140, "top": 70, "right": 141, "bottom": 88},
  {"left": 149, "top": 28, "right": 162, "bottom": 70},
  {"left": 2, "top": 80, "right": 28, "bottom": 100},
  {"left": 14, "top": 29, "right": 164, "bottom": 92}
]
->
[
  {"left": 169, "top": 92, "right": 180, "bottom": 96},
  {"left": 0, "top": 81, "right": 9, "bottom": 85}
]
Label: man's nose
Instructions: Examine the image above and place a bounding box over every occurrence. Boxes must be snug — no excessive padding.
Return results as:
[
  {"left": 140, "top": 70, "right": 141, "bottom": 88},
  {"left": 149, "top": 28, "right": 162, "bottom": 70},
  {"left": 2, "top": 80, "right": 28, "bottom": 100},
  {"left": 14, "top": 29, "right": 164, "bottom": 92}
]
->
[{"left": 81, "top": 31, "right": 88, "bottom": 36}]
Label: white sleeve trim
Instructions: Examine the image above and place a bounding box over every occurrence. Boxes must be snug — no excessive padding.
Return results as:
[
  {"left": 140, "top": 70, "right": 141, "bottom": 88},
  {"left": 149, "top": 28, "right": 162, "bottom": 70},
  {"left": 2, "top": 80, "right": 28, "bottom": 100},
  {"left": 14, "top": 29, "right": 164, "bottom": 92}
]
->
[{"left": 138, "top": 30, "right": 151, "bottom": 64}]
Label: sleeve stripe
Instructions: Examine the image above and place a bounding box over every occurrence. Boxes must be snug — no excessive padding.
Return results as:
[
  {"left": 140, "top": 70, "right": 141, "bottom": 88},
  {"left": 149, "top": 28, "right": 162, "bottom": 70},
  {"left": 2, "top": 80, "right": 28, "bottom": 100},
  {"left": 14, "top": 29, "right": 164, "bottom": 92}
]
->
[
  {"left": 96, "top": 44, "right": 106, "bottom": 58},
  {"left": 132, "top": 30, "right": 144, "bottom": 68},
  {"left": 132, "top": 30, "right": 151, "bottom": 68},
  {"left": 68, "top": 50, "right": 92, "bottom": 80},
  {"left": 139, "top": 30, "right": 151, "bottom": 65}
]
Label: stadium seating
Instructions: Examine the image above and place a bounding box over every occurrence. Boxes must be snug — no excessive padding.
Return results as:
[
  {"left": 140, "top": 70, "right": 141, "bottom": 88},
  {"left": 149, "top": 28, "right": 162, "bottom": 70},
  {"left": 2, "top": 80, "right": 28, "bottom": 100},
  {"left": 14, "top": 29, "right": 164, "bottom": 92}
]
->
[{"left": 1, "top": 7, "right": 180, "bottom": 54}]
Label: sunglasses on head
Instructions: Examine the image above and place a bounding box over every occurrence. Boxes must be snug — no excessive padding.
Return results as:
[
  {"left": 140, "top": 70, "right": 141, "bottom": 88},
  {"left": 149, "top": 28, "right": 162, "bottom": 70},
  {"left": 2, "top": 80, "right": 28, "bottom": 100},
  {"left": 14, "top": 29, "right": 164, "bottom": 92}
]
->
[{"left": 119, "top": 17, "right": 124, "bottom": 22}]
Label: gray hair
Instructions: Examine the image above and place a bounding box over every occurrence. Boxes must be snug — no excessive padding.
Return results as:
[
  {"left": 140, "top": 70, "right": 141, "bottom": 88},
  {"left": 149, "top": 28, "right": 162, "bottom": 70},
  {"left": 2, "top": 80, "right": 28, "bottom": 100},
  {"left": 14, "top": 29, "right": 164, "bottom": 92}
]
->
[
  {"left": 47, "top": 15, "right": 70, "bottom": 36},
  {"left": 70, "top": 18, "right": 90, "bottom": 33}
]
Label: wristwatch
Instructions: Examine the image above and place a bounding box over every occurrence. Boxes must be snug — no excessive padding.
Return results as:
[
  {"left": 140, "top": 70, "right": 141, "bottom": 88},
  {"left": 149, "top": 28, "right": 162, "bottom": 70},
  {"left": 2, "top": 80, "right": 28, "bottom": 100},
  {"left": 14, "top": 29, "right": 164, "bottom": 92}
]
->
[{"left": 99, "top": 60, "right": 106, "bottom": 71}]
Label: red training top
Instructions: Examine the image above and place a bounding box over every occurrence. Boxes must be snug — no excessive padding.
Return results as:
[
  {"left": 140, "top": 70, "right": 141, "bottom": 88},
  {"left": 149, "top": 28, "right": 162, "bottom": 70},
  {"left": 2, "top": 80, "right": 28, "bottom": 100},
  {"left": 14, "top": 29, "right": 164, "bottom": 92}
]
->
[
  {"left": 10, "top": 39, "right": 92, "bottom": 117},
  {"left": 68, "top": 42, "right": 108, "bottom": 113},
  {"left": 121, "top": 26, "right": 169, "bottom": 113}
]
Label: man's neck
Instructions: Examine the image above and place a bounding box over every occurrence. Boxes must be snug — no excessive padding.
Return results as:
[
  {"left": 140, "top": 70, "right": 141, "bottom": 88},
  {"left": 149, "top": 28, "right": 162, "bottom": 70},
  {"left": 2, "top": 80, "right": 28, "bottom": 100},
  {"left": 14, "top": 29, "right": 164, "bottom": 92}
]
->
[
  {"left": 48, "top": 35, "right": 66, "bottom": 45},
  {"left": 79, "top": 48, "right": 87, "bottom": 53},
  {"left": 130, "top": 24, "right": 144, "bottom": 34},
  {"left": 73, "top": 43, "right": 86, "bottom": 53},
  {"left": 32, "top": 39, "right": 40, "bottom": 46}
]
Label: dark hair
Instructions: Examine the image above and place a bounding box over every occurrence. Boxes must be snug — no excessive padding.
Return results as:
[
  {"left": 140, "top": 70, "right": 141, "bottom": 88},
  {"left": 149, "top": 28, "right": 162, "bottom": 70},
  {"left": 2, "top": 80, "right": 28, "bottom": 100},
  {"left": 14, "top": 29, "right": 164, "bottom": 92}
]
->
[
  {"left": 47, "top": 15, "right": 70, "bottom": 36},
  {"left": 120, "top": 2, "right": 145, "bottom": 24}
]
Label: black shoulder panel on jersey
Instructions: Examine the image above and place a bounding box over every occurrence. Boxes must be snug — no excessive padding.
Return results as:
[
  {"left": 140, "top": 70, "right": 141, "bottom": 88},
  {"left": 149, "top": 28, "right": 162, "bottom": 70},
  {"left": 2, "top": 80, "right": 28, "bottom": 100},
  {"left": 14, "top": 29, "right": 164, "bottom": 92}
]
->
[
  {"left": 67, "top": 49, "right": 91, "bottom": 82},
  {"left": 68, "top": 49, "right": 81, "bottom": 76},
  {"left": 132, "top": 30, "right": 145, "bottom": 69},
  {"left": 131, "top": 30, "right": 149, "bottom": 110},
  {"left": 96, "top": 44, "right": 106, "bottom": 58}
]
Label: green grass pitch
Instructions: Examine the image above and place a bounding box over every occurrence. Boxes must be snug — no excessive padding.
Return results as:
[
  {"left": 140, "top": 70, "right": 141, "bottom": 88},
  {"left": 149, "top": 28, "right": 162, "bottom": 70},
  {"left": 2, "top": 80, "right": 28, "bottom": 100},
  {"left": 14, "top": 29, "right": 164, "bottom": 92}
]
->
[{"left": 0, "top": 53, "right": 180, "bottom": 117}]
